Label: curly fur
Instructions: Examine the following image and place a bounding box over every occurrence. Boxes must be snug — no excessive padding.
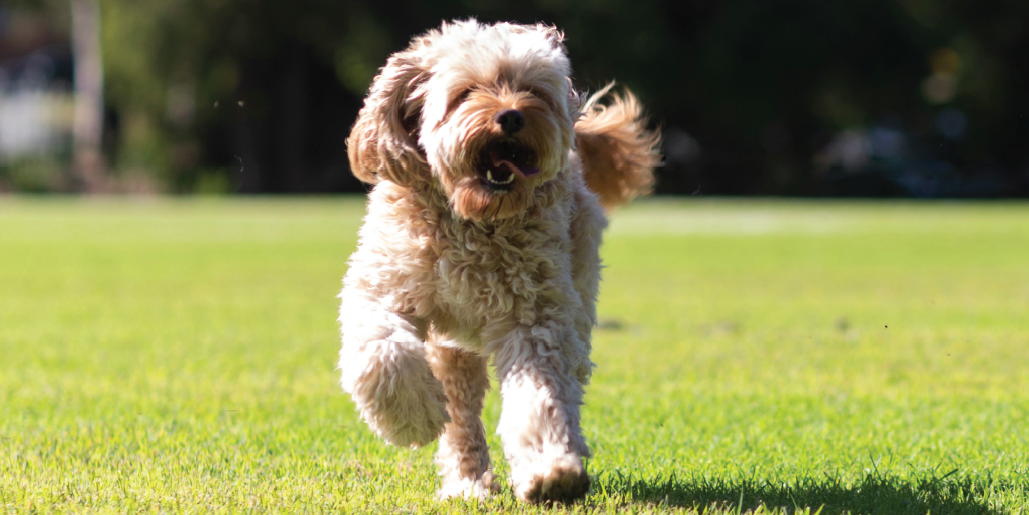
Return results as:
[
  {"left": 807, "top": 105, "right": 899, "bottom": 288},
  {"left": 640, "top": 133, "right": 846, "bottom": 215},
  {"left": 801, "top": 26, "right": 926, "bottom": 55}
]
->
[
  {"left": 576, "top": 83, "right": 663, "bottom": 210},
  {"left": 338, "top": 19, "right": 660, "bottom": 503}
]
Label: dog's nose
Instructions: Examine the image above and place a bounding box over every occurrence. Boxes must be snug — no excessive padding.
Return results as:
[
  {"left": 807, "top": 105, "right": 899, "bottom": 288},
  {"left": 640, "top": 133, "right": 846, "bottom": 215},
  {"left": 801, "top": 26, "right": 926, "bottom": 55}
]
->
[{"left": 495, "top": 109, "right": 525, "bottom": 135}]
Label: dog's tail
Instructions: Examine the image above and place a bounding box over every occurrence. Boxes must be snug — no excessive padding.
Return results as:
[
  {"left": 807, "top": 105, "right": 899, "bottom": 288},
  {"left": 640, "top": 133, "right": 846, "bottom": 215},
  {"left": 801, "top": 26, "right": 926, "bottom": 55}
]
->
[{"left": 574, "top": 83, "right": 662, "bottom": 211}]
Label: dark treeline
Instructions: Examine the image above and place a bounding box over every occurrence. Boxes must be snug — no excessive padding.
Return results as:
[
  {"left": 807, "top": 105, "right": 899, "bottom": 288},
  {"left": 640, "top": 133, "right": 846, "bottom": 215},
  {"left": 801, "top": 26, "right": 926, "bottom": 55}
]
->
[{"left": 3, "top": 0, "right": 1028, "bottom": 196}]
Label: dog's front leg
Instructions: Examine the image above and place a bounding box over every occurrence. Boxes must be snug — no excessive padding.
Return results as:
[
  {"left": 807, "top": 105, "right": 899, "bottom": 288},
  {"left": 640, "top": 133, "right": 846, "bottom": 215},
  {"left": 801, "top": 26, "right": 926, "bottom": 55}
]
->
[
  {"left": 493, "top": 322, "right": 591, "bottom": 503},
  {"left": 338, "top": 288, "right": 449, "bottom": 448}
]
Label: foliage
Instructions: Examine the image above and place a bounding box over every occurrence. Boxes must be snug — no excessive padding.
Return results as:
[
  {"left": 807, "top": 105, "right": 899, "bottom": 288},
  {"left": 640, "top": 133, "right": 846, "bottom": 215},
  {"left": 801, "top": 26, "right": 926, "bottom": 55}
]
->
[
  {"left": 96, "top": 0, "right": 1029, "bottom": 195},
  {"left": 4, "top": 0, "right": 1028, "bottom": 194},
  {"left": 1, "top": 198, "right": 1027, "bottom": 513}
]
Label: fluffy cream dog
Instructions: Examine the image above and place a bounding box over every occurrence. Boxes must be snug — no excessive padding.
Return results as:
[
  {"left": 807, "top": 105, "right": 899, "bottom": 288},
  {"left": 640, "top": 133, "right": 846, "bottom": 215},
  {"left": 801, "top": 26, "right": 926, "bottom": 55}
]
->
[{"left": 338, "top": 19, "right": 659, "bottom": 503}]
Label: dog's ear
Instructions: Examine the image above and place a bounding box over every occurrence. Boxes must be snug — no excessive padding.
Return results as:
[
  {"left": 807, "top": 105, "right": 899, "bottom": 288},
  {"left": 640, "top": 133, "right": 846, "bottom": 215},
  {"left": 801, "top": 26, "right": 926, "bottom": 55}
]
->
[
  {"left": 567, "top": 77, "right": 583, "bottom": 120},
  {"left": 347, "top": 48, "right": 430, "bottom": 186}
]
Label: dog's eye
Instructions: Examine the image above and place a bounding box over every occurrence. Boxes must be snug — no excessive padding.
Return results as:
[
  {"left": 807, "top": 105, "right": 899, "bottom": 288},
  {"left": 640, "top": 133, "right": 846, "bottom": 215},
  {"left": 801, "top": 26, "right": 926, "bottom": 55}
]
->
[
  {"left": 446, "top": 88, "right": 473, "bottom": 116},
  {"left": 526, "top": 86, "right": 553, "bottom": 105}
]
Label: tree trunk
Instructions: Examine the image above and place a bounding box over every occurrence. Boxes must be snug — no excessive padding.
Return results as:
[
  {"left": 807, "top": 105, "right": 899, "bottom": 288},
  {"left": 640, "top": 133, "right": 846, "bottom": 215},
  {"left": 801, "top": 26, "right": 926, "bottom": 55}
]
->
[{"left": 70, "top": 0, "right": 105, "bottom": 192}]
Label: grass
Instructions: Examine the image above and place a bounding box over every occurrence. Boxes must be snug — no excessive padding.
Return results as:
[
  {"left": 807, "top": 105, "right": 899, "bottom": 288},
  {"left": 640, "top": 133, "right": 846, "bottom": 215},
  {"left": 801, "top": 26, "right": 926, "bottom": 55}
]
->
[{"left": 1, "top": 197, "right": 1027, "bottom": 514}]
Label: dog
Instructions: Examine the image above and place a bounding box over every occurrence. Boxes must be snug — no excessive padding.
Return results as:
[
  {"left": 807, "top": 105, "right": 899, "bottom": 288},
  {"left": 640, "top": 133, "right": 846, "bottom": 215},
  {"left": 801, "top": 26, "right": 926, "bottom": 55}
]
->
[{"left": 337, "top": 19, "right": 660, "bottom": 503}]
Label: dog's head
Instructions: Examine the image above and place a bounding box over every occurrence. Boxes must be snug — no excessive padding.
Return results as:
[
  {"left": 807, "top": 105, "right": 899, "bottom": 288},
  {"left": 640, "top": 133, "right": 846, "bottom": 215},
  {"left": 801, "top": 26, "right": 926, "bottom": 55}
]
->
[{"left": 348, "top": 20, "right": 579, "bottom": 221}]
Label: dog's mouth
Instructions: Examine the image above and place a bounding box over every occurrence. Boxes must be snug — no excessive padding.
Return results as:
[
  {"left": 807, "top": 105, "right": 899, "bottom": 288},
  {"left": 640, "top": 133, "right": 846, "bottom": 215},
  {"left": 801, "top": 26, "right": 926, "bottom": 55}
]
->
[{"left": 476, "top": 140, "right": 540, "bottom": 192}]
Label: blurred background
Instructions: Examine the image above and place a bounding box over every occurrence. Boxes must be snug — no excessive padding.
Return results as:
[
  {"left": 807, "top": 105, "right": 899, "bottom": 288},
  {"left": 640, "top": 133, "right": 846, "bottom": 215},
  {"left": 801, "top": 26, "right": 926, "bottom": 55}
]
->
[{"left": 0, "top": 0, "right": 1027, "bottom": 197}]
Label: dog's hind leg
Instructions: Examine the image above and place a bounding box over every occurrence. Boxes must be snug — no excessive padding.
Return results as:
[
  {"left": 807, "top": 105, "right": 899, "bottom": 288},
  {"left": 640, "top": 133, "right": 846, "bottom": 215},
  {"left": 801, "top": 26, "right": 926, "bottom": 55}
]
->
[
  {"left": 568, "top": 180, "right": 607, "bottom": 385},
  {"left": 338, "top": 289, "right": 449, "bottom": 448},
  {"left": 425, "top": 338, "right": 497, "bottom": 499}
]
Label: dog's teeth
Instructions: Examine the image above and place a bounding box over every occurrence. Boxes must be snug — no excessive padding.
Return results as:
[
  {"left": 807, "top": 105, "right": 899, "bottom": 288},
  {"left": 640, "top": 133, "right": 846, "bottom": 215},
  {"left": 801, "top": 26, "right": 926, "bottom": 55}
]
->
[{"left": 487, "top": 170, "right": 494, "bottom": 182}]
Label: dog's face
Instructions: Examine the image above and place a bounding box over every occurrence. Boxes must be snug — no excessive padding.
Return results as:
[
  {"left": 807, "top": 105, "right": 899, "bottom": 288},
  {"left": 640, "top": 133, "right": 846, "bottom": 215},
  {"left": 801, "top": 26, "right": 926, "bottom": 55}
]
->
[{"left": 348, "top": 20, "right": 579, "bottom": 221}]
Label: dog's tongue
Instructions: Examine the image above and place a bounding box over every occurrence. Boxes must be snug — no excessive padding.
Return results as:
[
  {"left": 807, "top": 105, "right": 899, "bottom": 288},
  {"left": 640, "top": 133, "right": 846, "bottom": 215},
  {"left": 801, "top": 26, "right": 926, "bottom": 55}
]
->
[{"left": 494, "top": 159, "right": 541, "bottom": 178}]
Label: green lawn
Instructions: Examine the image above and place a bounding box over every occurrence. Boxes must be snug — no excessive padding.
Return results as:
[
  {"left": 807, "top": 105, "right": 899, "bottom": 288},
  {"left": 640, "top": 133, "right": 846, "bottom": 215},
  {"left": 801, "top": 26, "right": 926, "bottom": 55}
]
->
[{"left": 1, "top": 197, "right": 1026, "bottom": 514}]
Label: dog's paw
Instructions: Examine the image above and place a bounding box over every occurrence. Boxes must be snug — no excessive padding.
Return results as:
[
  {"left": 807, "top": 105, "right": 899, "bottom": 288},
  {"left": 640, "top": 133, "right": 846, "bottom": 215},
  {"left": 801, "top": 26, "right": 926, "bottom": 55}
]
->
[
  {"left": 513, "top": 456, "right": 590, "bottom": 504},
  {"left": 346, "top": 337, "right": 450, "bottom": 448},
  {"left": 438, "top": 471, "right": 501, "bottom": 500},
  {"left": 374, "top": 365, "right": 449, "bottom": 448}
]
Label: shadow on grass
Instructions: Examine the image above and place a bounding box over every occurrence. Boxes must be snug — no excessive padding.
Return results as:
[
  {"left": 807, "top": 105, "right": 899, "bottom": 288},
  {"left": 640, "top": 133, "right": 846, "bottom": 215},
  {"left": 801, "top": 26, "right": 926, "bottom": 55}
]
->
[{"left": 593, "top": 468, "right": 1007, "bottom": 514}]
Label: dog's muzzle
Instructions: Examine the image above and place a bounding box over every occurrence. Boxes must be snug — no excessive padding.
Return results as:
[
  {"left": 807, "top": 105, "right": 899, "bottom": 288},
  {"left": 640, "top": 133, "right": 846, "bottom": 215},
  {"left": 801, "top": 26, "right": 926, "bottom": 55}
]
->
[{"left": 477, "top": 140, "right": 540, "bottom": 191}]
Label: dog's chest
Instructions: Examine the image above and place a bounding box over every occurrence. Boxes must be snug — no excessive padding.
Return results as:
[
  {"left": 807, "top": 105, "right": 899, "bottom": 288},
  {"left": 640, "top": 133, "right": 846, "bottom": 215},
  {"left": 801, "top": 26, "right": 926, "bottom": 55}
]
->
[{"left": 432, "top": 217, "right": 569, "bottom": 331}]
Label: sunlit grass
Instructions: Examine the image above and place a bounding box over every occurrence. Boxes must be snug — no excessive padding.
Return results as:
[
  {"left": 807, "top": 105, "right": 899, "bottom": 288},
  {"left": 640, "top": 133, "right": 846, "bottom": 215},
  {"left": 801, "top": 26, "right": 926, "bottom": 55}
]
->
[{"left": 1, "top": 197, "right": 1027, "bottom": 514}]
